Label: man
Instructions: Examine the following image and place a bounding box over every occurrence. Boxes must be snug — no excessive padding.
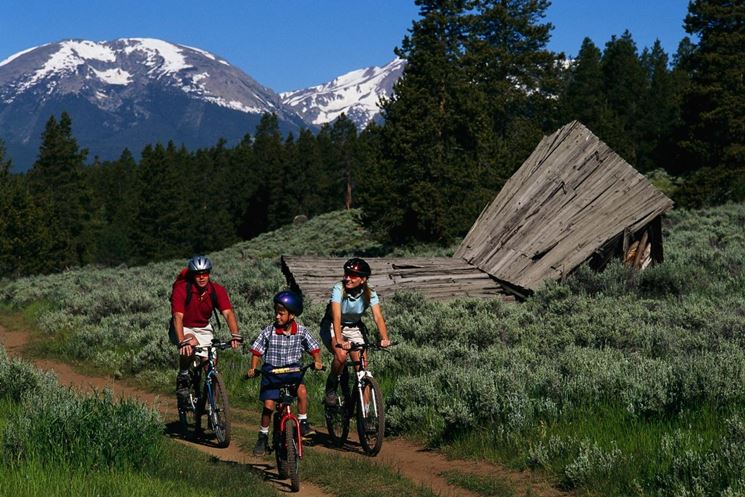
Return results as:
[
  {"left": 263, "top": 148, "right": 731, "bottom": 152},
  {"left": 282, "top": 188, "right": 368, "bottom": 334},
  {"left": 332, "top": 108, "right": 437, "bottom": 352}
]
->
[{"left": 171, "top": 255, "right": 242, "bottom": 406}]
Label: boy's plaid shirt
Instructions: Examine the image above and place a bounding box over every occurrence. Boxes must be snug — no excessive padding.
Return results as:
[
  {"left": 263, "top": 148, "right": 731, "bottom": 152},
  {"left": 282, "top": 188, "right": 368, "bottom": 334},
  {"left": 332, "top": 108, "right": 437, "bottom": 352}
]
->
[{"left": 250, "top": 322, "right": 320, "bottom": 367}]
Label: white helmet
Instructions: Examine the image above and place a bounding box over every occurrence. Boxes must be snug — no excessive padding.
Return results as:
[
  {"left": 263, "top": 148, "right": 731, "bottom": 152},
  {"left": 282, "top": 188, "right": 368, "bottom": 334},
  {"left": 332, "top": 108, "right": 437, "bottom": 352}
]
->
[{"left": 187, "top": 255, "right": 212, "bottom": 273}]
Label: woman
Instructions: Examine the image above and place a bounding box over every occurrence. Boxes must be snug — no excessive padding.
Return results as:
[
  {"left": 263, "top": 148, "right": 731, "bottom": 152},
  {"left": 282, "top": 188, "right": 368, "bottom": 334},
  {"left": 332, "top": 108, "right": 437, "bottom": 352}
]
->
[{"left": 320, "top": 257, "right": 390, "bottom": 405}]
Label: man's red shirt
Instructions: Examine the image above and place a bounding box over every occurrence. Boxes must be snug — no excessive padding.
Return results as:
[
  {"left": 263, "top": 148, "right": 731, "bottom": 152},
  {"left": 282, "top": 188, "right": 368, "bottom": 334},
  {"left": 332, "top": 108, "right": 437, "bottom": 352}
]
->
[{"left": 171, "top": 280, "right": 232, "bottom": 328}]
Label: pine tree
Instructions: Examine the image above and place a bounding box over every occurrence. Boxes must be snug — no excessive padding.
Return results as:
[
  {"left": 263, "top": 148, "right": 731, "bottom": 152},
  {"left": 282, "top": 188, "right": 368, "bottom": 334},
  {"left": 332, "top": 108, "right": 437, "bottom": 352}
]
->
[
  {"left": 361, "top": 0, "right": 558, "bottom": 243},
  {"left": 28, "top": 112, "right": 91, "bottom": 270},
  {"left": 677, "top": 0, "right": 745, "bottom": 203}
]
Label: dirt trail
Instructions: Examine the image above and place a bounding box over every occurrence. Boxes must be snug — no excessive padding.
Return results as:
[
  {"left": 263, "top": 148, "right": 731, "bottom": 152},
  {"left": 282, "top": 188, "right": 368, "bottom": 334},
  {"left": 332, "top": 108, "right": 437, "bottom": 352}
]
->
[{"left": 0, "top": 324, "right": 566, "bottom": 497}]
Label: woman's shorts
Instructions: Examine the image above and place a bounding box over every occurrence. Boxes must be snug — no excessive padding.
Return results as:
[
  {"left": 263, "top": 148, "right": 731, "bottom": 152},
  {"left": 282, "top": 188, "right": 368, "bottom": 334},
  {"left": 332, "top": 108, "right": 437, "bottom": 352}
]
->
[
  {"left": 320, "top": 319, "right": 365, "bottom": 349},
  {"left": 259, "top": 363, "right": 303, "bottom": 401}
]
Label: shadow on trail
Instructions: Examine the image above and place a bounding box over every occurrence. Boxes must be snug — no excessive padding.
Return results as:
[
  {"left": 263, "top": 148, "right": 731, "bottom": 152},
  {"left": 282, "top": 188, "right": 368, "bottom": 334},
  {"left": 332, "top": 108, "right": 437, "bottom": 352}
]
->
[{"left": 163, "top": 420, "right": 299, "bottom": 493}]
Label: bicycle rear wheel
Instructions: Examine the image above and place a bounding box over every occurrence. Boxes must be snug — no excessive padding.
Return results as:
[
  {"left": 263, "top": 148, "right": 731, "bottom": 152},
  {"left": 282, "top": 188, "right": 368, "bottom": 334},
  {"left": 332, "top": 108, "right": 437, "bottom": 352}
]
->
[
  {"left": 206, "top": 372, "right": 231, "bottom": 447},
  {"left": 286, "top": 423, "right": 301, "bottom": 492},
  {"left": 324, "top": 387, "right": 350, "bottom": 447},
  {"left": 178, "top": 375, "right": 200, "bottom": 436},
  {"left": 356, "top": 376, "right": 385, "bottom": 456}
]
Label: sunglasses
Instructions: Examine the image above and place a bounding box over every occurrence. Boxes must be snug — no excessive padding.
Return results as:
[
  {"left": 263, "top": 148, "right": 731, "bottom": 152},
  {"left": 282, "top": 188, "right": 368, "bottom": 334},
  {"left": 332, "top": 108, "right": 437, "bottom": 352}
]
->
[{"left": 194, "top": 271, "right": 210, "bottom": 277}]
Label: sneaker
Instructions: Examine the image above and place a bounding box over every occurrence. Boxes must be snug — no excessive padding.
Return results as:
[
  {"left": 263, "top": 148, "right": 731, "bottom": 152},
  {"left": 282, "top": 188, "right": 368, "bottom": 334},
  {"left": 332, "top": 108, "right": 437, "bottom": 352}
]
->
[
  {"left": 300, "top": 419, "right": 316, "bottom": 438},
  {"left": 324, "top": 390, "right": 339, "bottom": 406},
  {"left": 253, "top": 432, "right": 269, "bottom": 456}
]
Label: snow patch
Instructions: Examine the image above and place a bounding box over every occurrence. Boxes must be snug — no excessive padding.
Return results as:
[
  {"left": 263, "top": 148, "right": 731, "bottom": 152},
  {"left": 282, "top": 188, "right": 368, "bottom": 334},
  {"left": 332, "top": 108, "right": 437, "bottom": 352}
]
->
[
  {"left": 92, "top": 67, "right": 132, "bottom": 85},
  {"left": 122, "top": 38, "right": 191, "bottom": 74}
]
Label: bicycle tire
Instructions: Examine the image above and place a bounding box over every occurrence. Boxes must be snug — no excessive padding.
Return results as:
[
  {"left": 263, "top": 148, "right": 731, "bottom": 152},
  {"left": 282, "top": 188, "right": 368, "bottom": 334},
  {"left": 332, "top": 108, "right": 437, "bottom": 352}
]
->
[
  {"left": 324, "top": 385, "right": 350, "bottom": 447},
  {"left": 275, "top": 414, "right": 288, "bottom": 479},
  {"left": 178, "top": 376, "right": 200, "bottom": 436},
  {"left": 206, "top": 372, "right": 231, "bottom": 448},
  {"left": 286, "top": 423, "right": 300, "bottom": 492},
  {"left": 356, "top": 375, "right": 385, "bottom": 456}
]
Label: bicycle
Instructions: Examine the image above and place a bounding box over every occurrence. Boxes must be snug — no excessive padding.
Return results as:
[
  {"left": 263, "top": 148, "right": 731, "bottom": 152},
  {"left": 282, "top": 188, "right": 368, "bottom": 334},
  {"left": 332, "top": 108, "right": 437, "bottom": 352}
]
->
[
  {"left": 251, "top": 363, "right": 323, "bottom": 493},
  {"left": 178, "top": 338, "right": 232, "bottom": 448},
  {"left": 324, "top": 341, "right": 391, "bottom": 456}
]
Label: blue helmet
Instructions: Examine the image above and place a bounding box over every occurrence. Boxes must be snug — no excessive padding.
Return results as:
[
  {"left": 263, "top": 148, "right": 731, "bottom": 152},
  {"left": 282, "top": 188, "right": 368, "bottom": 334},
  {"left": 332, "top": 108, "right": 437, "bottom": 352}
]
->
[{"left": 273, "top": 290, "right": 303, "bottom": 316}]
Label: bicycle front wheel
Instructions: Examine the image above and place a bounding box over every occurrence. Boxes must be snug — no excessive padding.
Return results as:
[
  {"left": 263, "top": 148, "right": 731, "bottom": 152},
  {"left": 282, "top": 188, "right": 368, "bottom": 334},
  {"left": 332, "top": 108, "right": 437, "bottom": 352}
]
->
[
  {"left": 286, "top": 423, "right": 300, "bottom": 492},
  {"left": 356, "top": 376, "right": 385, "bottom": 456},
  {"left": 206, "top": 372, "right": 231, "bottom": 448}
]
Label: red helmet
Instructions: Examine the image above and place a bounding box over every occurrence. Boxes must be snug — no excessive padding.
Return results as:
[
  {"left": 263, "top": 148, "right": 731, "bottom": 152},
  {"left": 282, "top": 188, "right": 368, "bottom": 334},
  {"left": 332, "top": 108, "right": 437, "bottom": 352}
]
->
[{"left": 343, "top": 258, "right": 371, "bottom": 277}]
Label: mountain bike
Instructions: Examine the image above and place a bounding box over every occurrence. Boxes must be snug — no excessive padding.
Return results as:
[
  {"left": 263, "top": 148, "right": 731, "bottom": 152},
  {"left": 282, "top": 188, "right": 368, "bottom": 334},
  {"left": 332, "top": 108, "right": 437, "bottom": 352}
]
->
[
  {"left": 252, "top": 363, "right": 323, "bottom": 492},
  {"left": 178, "top": 339, "right": 232, "bottom": 448},
  {"left": 324, "top": 342, "right": 391, "bottom": 456}
]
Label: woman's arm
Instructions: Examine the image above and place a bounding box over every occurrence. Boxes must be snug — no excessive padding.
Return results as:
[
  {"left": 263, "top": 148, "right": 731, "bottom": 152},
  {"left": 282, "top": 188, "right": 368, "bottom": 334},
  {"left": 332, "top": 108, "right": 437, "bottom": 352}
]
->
[{"left": 371, "top": 304, "right": 390, "bottom": 347}]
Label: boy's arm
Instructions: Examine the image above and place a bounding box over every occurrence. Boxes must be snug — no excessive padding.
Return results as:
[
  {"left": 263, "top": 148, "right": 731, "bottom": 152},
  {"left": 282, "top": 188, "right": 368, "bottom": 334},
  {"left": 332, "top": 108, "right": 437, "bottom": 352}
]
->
[
  {"left": 309, "top": 348, "right": 322, "bottom": 370},
  {"left": 248, "top": 353, "right": 262, "bottom": 377}
]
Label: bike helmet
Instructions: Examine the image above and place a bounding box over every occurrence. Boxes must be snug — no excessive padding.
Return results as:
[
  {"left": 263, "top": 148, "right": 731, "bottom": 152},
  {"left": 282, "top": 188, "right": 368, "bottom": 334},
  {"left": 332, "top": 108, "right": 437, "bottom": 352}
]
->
[
  {"left": 273, "top": 290, "right": 303, "bottom": 316},
  {"left": 187, "top": 255, "right": 212, "bottom": 273},
  {"left": 343, "top": 257, "right": 371, "bottom": 277}
]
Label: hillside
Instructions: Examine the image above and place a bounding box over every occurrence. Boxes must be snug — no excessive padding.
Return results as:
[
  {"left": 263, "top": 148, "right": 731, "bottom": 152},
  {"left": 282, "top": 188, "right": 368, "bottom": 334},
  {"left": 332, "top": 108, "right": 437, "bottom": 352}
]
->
[{"left": 2, "top": 204, "right": 745, "bottom": 496}]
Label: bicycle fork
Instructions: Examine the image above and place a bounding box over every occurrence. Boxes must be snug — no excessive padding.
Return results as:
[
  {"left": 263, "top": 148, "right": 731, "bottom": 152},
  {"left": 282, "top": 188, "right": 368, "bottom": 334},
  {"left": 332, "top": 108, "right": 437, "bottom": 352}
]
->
[{"left": 355, "top": 371, "right": 378, "bottom": 418}]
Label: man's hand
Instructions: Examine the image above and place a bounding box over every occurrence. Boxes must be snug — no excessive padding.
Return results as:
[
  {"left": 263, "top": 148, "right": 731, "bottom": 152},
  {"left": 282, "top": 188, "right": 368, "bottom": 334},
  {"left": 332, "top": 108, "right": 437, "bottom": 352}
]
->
[
  {"left": 230, "top": 335, "right": 242, "bottom": 349},
  {"left": 380, "top": 339, "right": 391, "bottom": 348},
  {"left": 179, "top": 337, "right": 194, "bottom": 357},
  {"left": 314, "top": 360, "right": 323, "bottom": 371},
  {"left": 247, "top": 368, "right": 257, "bottom": 378}
]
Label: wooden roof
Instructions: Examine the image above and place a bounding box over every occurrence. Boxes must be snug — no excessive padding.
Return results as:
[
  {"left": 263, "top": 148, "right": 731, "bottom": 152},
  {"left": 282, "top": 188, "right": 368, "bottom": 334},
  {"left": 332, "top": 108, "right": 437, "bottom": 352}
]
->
[
  {"left": 281, "top": 256, "right": 515, "bottom": 303},
  {"left": 455, "top": 121, "right": 674, "bottom": 292}
]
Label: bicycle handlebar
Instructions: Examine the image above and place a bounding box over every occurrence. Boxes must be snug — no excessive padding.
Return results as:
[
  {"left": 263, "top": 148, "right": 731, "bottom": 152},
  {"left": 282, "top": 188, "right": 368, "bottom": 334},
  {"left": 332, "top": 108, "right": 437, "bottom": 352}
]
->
[
  {"left": 193, "top": 339, "right": 234, "bottom": 352},
  {"left": 246, "top": 363, "right": 326, "bottom": 380},
  {"left": 335, "top": 341, "right": 398, "bottom": 352}
]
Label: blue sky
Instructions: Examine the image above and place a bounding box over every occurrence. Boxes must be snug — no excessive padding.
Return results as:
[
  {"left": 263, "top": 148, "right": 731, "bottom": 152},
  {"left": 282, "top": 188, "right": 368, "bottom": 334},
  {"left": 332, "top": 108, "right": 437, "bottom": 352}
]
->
[{"left": 1, "top": 1, "right": 690, "bottom": 93}]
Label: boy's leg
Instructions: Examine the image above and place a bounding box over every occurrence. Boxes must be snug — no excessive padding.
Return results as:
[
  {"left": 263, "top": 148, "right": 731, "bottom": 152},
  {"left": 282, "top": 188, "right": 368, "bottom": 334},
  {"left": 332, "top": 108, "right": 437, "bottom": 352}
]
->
[
  {"left": 296, "top": 385, "right": 316, "bottom": 437},
  {"left": 253, "top": 399, "right": 274, "bottom": 456}
]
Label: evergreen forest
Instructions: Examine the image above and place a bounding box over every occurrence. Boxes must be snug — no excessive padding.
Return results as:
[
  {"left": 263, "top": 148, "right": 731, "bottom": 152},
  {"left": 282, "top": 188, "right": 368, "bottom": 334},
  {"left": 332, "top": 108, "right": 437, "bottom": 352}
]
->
[{"left": 1, "top": 0, "right": 744, "bottom": 276}]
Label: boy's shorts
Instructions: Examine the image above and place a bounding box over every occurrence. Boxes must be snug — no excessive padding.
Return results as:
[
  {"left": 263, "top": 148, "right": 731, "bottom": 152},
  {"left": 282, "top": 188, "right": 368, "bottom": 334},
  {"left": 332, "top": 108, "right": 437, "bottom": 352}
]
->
[{"left": 260, "top": 363, "right": 303, "bottom": 401}]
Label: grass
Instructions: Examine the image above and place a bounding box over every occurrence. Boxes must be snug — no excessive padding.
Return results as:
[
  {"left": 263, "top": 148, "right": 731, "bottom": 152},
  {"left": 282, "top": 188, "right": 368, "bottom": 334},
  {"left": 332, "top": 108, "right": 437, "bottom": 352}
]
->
[
  {"left": 0, "top": 441, "right": 279, "bottom": 497},
  {"left": 440, "top": 470, "right": 515, "bottom": 497},
  {"left": 3, "top": 205, "right": 745, "bottom": 496},
  {"left": 302, "top": 449, "right": 439, "bottom": 497}
]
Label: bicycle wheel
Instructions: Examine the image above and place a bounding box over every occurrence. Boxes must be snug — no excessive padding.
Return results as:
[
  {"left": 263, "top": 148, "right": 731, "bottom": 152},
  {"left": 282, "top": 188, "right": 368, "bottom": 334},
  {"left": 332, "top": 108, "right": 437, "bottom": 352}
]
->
[
  {"left": 324, "top": 385, "right": 350, "bottom": 447},
  {"left": 286, "top": 423, "right": 300, "bottom": 492},
  {"left": 206, "top": 372, "right": 231, "bottom": 448},
  {"left": 178, "top": 375, "right": 200, "bottom": 436},
  {"left": 356, "top": 376, "right": 385, "bottom": 456},
  {"left": 275, "top": 414, "right": 288, "bottom": 479}
]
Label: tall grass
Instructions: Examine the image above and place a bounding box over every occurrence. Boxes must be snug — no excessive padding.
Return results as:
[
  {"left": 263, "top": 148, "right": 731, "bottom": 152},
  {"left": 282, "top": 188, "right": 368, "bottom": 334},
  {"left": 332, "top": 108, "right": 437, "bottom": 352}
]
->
[{"left": 2, "top": 205, "right": 745, "bottom": 495}]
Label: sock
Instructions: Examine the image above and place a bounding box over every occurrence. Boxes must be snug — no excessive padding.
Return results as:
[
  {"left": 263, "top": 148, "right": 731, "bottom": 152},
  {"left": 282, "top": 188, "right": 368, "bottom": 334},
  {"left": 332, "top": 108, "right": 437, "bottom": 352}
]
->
[
  {"left": 298, "top": 414, "right": 307, "bottom": 421},
  {"left": 259, "top": 426, "right": 269, "bottom": 435}
]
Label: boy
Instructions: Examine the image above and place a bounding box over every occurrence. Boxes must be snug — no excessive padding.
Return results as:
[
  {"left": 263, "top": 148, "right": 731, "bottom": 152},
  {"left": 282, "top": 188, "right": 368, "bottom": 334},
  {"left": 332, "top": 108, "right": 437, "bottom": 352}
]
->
[{"left": 247, "top": 290, "right": 322, "bottom": 456}]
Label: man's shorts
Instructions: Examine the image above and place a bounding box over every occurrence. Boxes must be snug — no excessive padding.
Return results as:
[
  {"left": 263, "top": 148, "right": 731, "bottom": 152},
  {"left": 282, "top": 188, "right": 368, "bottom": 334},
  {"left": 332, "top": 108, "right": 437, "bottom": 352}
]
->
[
  {"left": 183, "top": 324, "right": 214, "bottom": 359},
  {"left": 259, "top": 363, "right": 303, "bottom": 401}
]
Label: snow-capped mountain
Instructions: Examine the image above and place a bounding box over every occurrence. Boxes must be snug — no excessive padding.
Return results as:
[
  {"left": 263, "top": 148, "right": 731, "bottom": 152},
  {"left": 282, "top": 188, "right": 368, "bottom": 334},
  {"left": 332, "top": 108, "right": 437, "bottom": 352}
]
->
[
  {"left": 0, "top": 38, "right": 309, "bottom": 170},
  {"left": 281, "top": 58, "right": 405, "bottom": 130}
]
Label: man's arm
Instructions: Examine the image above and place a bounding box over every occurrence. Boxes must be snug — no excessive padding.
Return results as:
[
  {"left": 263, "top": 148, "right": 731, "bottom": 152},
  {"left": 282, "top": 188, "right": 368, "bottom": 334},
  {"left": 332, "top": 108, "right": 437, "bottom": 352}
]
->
[
  {"left": 221, "top": 308, "right": 242, "bottom": 349},
  {"left": 173, "top": 312, "right": 194, "bottom": 356}
]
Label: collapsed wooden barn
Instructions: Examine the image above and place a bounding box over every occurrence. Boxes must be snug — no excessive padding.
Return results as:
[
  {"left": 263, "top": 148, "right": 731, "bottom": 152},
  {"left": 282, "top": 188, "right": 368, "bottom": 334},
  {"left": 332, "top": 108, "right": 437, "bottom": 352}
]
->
[{"left": 282, "top": 121, "right": 674, "bottom": 302}]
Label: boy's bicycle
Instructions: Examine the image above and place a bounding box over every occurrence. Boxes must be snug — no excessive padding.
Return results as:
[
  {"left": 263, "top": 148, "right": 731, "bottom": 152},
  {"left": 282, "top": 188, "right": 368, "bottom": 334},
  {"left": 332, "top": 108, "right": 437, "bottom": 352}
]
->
[
  {"left": 179, "top": 339, "right": 232, "bottom": 448},
  {"left": 252, "top": 363, "right": 323, "bottom": 493},
  {"left": 324, "top": 342, "right": 391, "bottom": 456}
]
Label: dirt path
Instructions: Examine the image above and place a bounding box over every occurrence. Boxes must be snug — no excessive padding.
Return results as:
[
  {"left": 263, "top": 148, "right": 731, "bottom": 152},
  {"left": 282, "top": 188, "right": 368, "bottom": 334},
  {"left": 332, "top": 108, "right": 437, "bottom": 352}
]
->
[{"left": 0, "top": 324, "right": 566, "bottom": 497}]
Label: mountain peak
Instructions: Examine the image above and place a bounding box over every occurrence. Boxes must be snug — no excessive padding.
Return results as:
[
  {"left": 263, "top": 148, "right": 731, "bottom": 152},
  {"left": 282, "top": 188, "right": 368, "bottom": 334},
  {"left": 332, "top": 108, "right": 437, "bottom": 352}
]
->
[{"left": 280, "top": 58, "right": 405, "bottom": 129}]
